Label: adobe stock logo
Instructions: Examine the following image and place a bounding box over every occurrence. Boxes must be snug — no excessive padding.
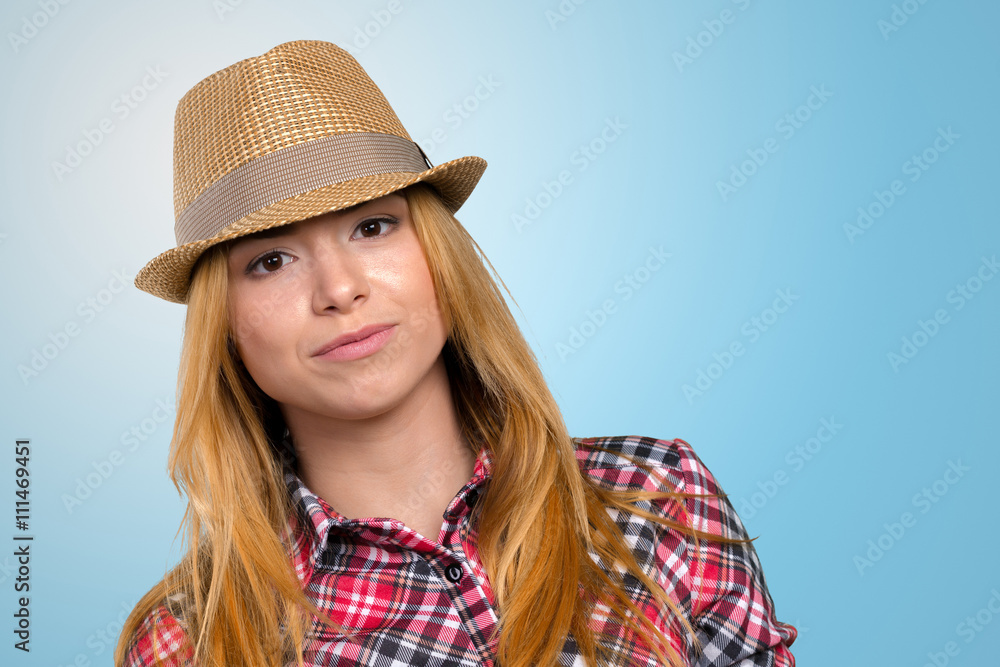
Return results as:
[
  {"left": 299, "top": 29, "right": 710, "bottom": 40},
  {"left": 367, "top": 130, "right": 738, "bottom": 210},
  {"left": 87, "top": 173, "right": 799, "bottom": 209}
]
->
[
  {"left": 681, "top": 288, "right": 799, "bottom": 403},
  {"left": 512, "top": 117, "right": 627, "bottom": 233},
  {"left": 7, "top": 0, "right": 72, "bottom": 54},
  {"left": 853, "top": 459, "right": 970, "bottom": 576},
  {"left": 544, "top": 0, "right": 590, "bottom": 30},
  {"left": 738, "top": 416, "right": 843, "bottom": 521},
  {"left": 343, "top": 0, "right": 408, "bottom": 55},
  {"left": 843, "top": 126, "right": 959, "bottom": 244},
  {"left": 213, "top": 0, "right": 247, "bottom": 21},
  {"left": 671, "top": 0, "right": 754, "bottom": 74},
  {"left": 18, "top": 269, "right": 133, "bottom": 385},
  {"left": 418, "top": 75, "right": 501, "bottom": 160},
  {"left": 919, "top": 587, "right": 1000, "bottom": 667},
  {"left": 51, "top": 67, "right": 169, "bottom": 181},
  {"left": 555, "top": 246, "right": 671, "bottom": 361},
  {"left": 716, "top": 85, "right": 833, "bottom": 202},
  {"left": 62, "top": 397, "right": 176, "bottom": 513},
  {"left": 877, "top": 0, "right": 933, "bottom": 41},
  {"left": 886, "top": 255, "right": 997, "bottom": 372}
]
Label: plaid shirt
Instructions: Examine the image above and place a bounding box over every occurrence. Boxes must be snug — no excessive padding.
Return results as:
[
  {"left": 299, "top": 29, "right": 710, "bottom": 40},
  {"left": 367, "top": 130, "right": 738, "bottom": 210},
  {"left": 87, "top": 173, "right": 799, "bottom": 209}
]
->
[{"left": 124, "top": 435, "right": 796, "bottom": 666}]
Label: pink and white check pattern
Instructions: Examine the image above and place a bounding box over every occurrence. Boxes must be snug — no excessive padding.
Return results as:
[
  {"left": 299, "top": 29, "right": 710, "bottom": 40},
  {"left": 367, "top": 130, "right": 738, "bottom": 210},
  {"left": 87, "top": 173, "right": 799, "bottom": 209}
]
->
[{"left": 124, "top": 435, "right": 796, "bottom": 666}]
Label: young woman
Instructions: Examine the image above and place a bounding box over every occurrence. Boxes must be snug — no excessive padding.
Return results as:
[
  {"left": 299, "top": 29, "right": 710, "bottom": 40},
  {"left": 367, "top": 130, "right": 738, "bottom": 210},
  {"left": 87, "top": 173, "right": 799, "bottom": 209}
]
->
[{"left": 116, "top": 40, "right": 796, "bottom": 667}]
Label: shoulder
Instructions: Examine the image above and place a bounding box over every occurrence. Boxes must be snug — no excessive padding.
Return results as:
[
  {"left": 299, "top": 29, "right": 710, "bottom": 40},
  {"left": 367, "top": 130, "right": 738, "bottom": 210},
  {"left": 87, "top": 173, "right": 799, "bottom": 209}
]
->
[
  {"left": 573, "top": 435, "right": 724, "bottom": 496},
  {"left": 573, "top": 435, "right": 745, "bottom": 541},
  {"left": 573, "top": 435, "right": 797, "bottom": 667},
  {"left": 120, "top": 596, "right": 194, "bottom": 667},
  {"left": 575, "top": 436, "right": 798, "bottom": 662}
]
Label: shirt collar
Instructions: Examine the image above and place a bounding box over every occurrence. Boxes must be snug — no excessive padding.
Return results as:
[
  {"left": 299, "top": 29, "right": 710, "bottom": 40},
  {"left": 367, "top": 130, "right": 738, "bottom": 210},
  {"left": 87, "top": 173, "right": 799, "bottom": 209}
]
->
[{"left": 279, "top": 431, "right": 493, "bottom": 582}]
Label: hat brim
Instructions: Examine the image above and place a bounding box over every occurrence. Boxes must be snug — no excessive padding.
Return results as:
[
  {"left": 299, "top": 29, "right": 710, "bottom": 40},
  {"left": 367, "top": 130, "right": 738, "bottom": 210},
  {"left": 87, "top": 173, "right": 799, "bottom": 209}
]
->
[{"left": 135, "top": 154, "right": 486, "bottom": 304}]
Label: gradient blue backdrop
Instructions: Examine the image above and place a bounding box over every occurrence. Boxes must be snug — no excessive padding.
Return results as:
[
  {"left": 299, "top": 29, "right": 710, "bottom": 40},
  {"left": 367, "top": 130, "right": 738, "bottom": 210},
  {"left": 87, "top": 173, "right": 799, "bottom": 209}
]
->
[{"left": 1, "top": 1, "right": 997, "bottom": 665}]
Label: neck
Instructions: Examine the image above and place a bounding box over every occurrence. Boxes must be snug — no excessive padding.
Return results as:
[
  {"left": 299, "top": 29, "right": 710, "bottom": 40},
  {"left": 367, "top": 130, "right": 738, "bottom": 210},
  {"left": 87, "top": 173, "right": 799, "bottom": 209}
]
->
[{"left": 282, "top": 355, "right": 478, "bottom": 540}]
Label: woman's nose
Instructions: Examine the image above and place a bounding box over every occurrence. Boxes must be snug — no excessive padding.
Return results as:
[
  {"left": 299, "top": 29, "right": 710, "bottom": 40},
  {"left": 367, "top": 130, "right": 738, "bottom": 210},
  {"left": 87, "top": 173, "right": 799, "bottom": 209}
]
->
[{"left": 309, "top": 248, "right": 370, "bottom": 314}]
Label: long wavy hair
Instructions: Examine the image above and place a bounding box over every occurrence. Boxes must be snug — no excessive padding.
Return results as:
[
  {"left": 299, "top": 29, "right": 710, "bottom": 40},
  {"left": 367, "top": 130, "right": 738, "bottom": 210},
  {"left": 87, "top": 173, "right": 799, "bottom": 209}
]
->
[{"left": 116, "top": 183, "right": 731, "bottom": 667}]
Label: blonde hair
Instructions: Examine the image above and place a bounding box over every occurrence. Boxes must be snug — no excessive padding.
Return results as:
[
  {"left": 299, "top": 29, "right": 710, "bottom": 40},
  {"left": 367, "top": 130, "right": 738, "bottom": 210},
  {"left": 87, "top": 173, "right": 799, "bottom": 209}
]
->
[{"left": 116, "top": 183, "right": 730, "bottom": 666}]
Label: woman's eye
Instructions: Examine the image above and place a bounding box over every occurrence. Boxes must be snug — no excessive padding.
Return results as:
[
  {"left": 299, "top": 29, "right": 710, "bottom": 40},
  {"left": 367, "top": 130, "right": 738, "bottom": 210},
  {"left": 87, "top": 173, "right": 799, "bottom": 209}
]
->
[
  {"left": 354, "top": 216, "right": 399, "bottom": 239},
  {"left": 248, "top": 250, "right": 295, "bottom": 275}
]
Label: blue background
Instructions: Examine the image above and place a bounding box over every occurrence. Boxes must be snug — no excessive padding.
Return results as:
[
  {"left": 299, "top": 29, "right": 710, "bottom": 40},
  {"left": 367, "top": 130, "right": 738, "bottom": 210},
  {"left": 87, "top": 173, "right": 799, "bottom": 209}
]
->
[{"left": 1, "top": 1, "right": 997, "bottom": 665}]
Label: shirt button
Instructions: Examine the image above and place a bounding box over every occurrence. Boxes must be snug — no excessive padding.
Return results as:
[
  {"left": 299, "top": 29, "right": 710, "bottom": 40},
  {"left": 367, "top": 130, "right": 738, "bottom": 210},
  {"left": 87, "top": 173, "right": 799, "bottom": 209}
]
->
[{"left": 445, "top": 564, "right": 463, "bottom": 583}]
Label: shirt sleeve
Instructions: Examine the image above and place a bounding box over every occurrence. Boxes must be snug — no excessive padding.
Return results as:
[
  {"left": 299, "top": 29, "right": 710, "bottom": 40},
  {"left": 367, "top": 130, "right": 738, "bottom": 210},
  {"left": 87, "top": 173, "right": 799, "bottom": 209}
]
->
[
  {"left": 672, "top": 438, "right": 797, "bottom": 667},
  {"left": 120, "top": 602, "right": 194, "bottom": 667}
]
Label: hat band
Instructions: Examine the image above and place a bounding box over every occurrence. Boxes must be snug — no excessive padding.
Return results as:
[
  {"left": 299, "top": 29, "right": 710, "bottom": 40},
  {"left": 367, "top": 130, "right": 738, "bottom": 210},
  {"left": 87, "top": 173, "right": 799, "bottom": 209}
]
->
[{"left": 174, "top": 132, "right": 432, "bottom": 245}]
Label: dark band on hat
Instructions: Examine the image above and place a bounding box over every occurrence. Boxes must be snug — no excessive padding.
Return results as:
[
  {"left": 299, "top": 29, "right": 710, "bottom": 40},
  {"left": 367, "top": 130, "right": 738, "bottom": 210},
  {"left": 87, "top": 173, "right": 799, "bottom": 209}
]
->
[{"left": 174, "top": 132, "right": 433, "bottom": 246}]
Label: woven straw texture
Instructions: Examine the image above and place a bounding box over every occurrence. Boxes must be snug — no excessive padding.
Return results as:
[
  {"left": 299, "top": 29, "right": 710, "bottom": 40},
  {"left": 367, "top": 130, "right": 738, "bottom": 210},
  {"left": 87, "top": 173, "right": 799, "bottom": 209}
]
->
[{"left": 135, "top": 39, "right": 486, "bottom": 304}]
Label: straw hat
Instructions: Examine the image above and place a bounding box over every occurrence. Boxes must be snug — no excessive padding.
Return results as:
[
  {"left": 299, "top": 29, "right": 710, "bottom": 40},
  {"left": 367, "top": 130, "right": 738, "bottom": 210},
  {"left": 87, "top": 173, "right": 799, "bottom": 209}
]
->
[{"left": 135, "top": 39, "right": 487, "bottom": 304}]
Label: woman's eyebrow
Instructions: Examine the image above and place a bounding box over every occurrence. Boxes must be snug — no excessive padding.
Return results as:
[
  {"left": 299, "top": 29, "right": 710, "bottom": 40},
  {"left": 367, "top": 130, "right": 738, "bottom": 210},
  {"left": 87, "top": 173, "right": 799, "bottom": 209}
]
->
[{"left": 244, "top": 225, "right": 297, "bottom": 241}]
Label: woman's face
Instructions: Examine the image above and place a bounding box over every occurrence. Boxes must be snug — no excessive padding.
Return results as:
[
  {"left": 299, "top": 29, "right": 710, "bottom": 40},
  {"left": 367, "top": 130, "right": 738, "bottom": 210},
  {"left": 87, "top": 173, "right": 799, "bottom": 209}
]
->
[{"left": 225, "top": 192, "right": 449, "bottom": 423}]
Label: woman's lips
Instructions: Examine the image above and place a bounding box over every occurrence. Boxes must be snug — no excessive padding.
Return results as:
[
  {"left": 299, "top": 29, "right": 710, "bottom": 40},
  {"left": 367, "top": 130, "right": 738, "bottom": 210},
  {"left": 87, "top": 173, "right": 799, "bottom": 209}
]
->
[{"left": 314, "top": 325, "right": 395, "bottom": 361}]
